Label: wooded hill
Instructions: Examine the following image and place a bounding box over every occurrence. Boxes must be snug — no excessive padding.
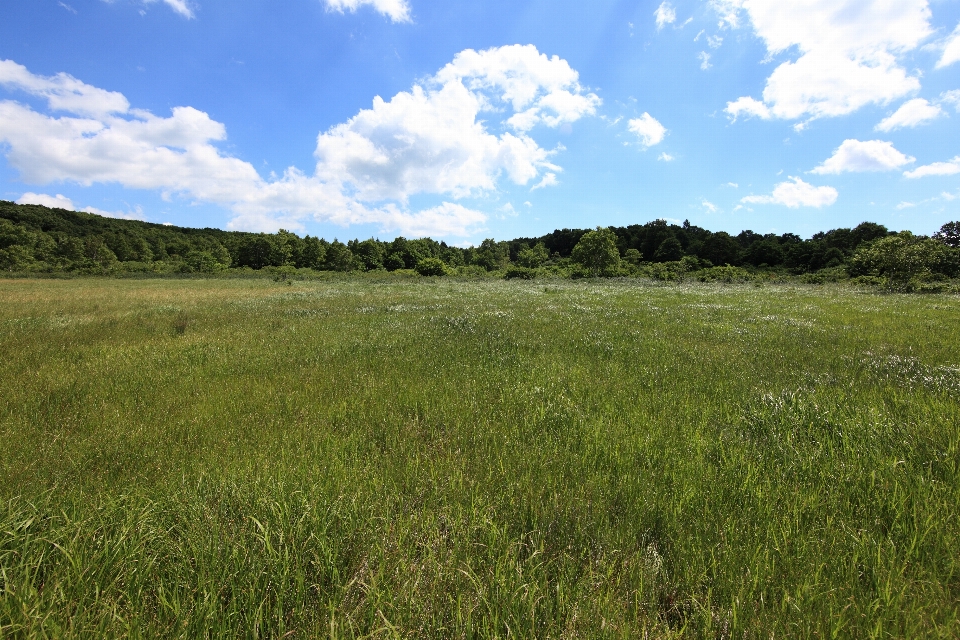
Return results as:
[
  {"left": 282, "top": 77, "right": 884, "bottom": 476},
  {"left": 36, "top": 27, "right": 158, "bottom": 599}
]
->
[{"left": 2, "top": 200, "right": 958, "bottom": 282}]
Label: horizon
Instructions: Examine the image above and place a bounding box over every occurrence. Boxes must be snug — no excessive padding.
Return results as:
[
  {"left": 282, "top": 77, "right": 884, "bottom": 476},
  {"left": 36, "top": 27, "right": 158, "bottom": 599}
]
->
[{"left": 1, "top": 0, "right": 959, "bottom": 243}]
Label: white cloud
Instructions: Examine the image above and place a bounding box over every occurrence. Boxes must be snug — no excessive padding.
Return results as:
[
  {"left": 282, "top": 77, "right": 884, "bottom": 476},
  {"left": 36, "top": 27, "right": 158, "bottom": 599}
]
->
[
  {"left": 726, "top": 182, "right": 738, "bottom": 188},
  {"left": 707, "top": 35, "right": 723, "bottom": 49},
  {"left": 875, "top": 98, "right": 943, "bottom": 132},
  {"left": 323, "top": 0, "right": 411, "bottom": 23},
  {"left": 938, "top": 23, "right": 960, "bottom": 68},
  {"left": 698, "top": 52, "right": 712, "bottom": 70},
  {"left": 811, "top": 139, "right": 915, "bottom": 175},
  {"left": 59, "top": 2, "right": 77, "bottom": 14},
  {"left": 896, "top": 201, "right": 916, "bottom": 210},
  {"left": 701, "top": 199, "right": 717, "bottom": 213},
  {"left": 941, "top": 90, "right": 960, "bottom": 111},
  {"left": 530, "top": 172, "right": 559, "bottom": 191},
  {"left": 658, "top": 152, "right": 674, "bottom": 162},
  {"left": 16, "top": 191, "right": 146, "bottom": 220},
  {"left": 156, "top": 0, "right": 194, "bottom": 18},
  {"left": 627, "top": 113, "right": 666, "bottom": 148},
  {"left": 17, "top": 192, "right": 75, "bottom": 209},
  {"left": 0, "top": 59, "right": 129, "bottom": 118},
  {"left": 0, "top": 49, "right": 596, "bottom": 237},
  {"left": 726, "top": 96, "right": 771, "bottom": 121},
  {"left": 655, "top": 2, "right": 676, "bottom": 30},
  {"left": 436, "top": 45, "right": 600, "bottom": 132},
  {"left": 720, "top": 0, "right": 931, "bottom": 123},
  {"left": 103, "top": 0, "right": 195, "bottom": 19},
  {"left": 741, "top": 177, "right": 838, "bottom": 208},
  {"left": 904, "top": 157, "right": 960, "bottom": 179}
]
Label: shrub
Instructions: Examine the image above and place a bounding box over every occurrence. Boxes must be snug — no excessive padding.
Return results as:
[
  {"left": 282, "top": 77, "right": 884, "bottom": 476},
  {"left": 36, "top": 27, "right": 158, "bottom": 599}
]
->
[
  {"left": 516, "top": 243, "right": 549, "bottom": 268},
  {"left": 504, "top": 266, "right": 536, "bottom": 280},
  {"left": 849, "top": 232, "right": 960, "bottom": 283},
  {"left": 415, "top": 257, "right": 448, "bottom": 277}
]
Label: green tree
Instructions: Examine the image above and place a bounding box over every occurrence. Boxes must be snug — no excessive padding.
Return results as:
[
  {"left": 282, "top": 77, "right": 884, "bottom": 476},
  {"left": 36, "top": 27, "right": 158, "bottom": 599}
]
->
[
  {"left": 473, "top": 239, "right": 509, "bottom": 271},
  {"left": 516, "top": 242, "right": 549, "bottom": 268},
  {"left": 298, "top": 236, "right": 327, "bottom": 269},
  {"left": 849, "top": 232, "right": 960, "bottom": 283},
  {"left": 697, "top": 232, "right": 741, "bottom": 266},
  {"left": 934, "top": 221, "right": 960, "bottom": 248},
  {"left": 325, "top": 240, "right": 355, "bottom": 272},
  {"left": 352, "top": 238, "right": 385, "bottom": 271},
  {"left": 384, "top": 253, "right": 406, "bottom": 271},
  {"left": 571, "top": 227, "right": 621, "bottom": 276},
  {"left": 653, "top": 236, "right": 683, "bottom": 262}
]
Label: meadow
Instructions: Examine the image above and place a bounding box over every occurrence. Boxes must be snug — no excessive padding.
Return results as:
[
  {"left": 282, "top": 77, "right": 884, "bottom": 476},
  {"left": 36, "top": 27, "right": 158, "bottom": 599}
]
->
[{"left": 1, "top": 275, "right": 958, "bottom": 638}]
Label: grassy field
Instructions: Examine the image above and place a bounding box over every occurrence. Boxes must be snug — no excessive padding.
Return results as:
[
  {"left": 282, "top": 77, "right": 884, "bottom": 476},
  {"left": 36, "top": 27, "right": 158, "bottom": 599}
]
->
[{"left": 1, "top": 276, "right": 958, "bottom": 638}]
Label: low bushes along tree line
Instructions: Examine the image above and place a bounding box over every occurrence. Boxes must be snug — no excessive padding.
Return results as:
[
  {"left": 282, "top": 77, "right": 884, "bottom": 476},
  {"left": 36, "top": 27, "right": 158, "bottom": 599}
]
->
[{"left": 1, "top": 200, "right": 958, "bottom": 286}]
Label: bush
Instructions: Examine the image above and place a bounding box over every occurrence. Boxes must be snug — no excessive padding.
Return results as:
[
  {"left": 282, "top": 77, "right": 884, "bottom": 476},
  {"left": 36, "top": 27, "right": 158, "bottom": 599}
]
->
[
  {"left": 849, "top": 232, "right": 960, "bottom": 283},
  {"left": 504, "top": 266, "right": 536, "bottom": 280},
  {"left": 692, "top": 265, "right": 753, "bottom": 283},
  {"left": 415, "top": 257, "right": 448, "bottom": 277},
  {"left": 516, "top": 243, "right": 549, "bottom": 268}
]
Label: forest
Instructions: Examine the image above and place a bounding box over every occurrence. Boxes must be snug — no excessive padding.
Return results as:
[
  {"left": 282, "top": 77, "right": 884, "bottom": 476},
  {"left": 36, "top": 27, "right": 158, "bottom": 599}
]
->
[{"left": 2, "top": 200, "right": 959, "bottom": 288}]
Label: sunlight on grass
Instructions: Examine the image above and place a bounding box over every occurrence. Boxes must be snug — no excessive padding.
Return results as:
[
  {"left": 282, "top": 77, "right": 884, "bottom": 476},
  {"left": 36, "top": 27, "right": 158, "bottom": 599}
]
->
[{"left": 1, "top": 277, "right": 958, "bottom": 637}]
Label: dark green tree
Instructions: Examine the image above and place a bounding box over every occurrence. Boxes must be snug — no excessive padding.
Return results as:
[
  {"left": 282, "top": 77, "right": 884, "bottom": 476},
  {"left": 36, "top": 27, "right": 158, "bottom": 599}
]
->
[
  {"left": 653, "top": 236, "right": 683, "bottom": 262},
  {"left": 934, "top": 221, "right": 960, "bottom": 248},
  {"left": 325, "top": 240, "right": 355, "bottom": 272}
]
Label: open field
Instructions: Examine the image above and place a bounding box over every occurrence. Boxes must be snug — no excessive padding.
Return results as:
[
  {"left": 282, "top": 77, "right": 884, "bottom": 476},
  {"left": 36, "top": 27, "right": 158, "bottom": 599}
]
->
[{"left": 1, "top": 277, "right": 959, "bottom": 638}]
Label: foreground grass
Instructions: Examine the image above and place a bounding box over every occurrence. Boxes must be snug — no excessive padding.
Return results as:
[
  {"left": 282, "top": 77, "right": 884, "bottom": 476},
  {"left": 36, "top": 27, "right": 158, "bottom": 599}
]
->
[{"left": 0, "top": 277, "right": 958, "bottom": 638}]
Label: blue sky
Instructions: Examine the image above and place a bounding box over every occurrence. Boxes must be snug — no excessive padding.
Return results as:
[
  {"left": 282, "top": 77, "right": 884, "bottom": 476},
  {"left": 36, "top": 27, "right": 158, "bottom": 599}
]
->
[{"left": 1, "top": 0, "right": 959, "bottom": 243}]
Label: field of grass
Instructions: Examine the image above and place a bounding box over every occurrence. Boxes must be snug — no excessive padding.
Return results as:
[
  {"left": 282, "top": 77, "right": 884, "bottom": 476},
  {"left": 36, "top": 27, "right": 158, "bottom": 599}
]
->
[{"left": 1, "top": 276, "right": 958, "bottom": 638}]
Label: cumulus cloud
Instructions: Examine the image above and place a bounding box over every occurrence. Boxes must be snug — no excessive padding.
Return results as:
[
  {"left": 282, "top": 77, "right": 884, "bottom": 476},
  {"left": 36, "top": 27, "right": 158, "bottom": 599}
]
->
[
  {"left": 904, "top": 157, "right": 960, "bottom": 179},
  {"left": 875, "top": 98, "right": 943, "bottom": 132},
  {"left": 658, "top": 152, "right": 674, "bottom": 162},
  {"left": 698, "top": 52, "right": 712, "bottom": 70},
  {"left": 17, "top": 192, "right": 75, "bottom": 210},
  {"left": 627, "top": 113, "right": 666, "bottom": 148},
  {"left": 655, "top": 2, "right": 676, "bottom": 30},
  {"left": 720, "top": 0, "right": 931, "bottom": 123},
  {"left": 0, "top": 59, "right": 129, "bottom": 118},
  {"left": 17, "top": 191, "right": 146, "bottom": 220},
  {"left": 938, "top": 23, "right": 960, "bottom": 68},
  {"left": 0, "top": 48, "right": 597, "bottom": 236},
  {"left": 811, "top": 139, "right": 915, "bottom": 175},
  {"left": 741, "top": 177, "right": 838, "bottom": 208},
  {"left": 323, "top": 0, "right": 411, "bottom": 23}
]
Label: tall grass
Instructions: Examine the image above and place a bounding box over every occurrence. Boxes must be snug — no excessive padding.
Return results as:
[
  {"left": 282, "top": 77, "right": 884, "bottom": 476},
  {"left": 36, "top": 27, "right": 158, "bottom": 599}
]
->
[{"left": 1, "top": 277, "right": 958, "bottom": 637}]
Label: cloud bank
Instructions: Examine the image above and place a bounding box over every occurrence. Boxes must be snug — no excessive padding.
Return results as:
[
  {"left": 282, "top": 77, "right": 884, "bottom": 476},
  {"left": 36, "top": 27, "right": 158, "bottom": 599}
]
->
[{"left": 0, "top": 47, "right": 599, "bottom": 236}]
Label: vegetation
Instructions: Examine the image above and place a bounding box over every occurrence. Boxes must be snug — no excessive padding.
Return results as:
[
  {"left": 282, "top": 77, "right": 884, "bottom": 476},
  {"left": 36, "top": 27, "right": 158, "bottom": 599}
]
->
[
  {"left": 3, "top": 200, "right": 959, "bottom": 290},
  {"left": 1, "top": 277, "right": 959, "bottom": 637}
]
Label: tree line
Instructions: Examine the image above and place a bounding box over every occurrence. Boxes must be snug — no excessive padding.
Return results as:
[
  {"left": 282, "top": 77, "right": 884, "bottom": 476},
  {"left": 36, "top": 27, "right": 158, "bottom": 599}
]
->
[{"left": 1, "top": 200, "right": 958, "bottom": 286}]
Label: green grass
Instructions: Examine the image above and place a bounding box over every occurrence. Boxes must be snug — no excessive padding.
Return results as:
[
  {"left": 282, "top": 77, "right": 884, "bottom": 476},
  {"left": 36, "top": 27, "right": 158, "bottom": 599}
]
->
[{"left": 1, "top": 277, "right": 958, "bottom": 638}]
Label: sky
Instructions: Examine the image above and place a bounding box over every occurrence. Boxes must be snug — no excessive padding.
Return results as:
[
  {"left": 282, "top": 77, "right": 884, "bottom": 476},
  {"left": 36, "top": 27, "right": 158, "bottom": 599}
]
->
[{"left": 0, "top": 0, "right": 959, "bottom": 243}]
